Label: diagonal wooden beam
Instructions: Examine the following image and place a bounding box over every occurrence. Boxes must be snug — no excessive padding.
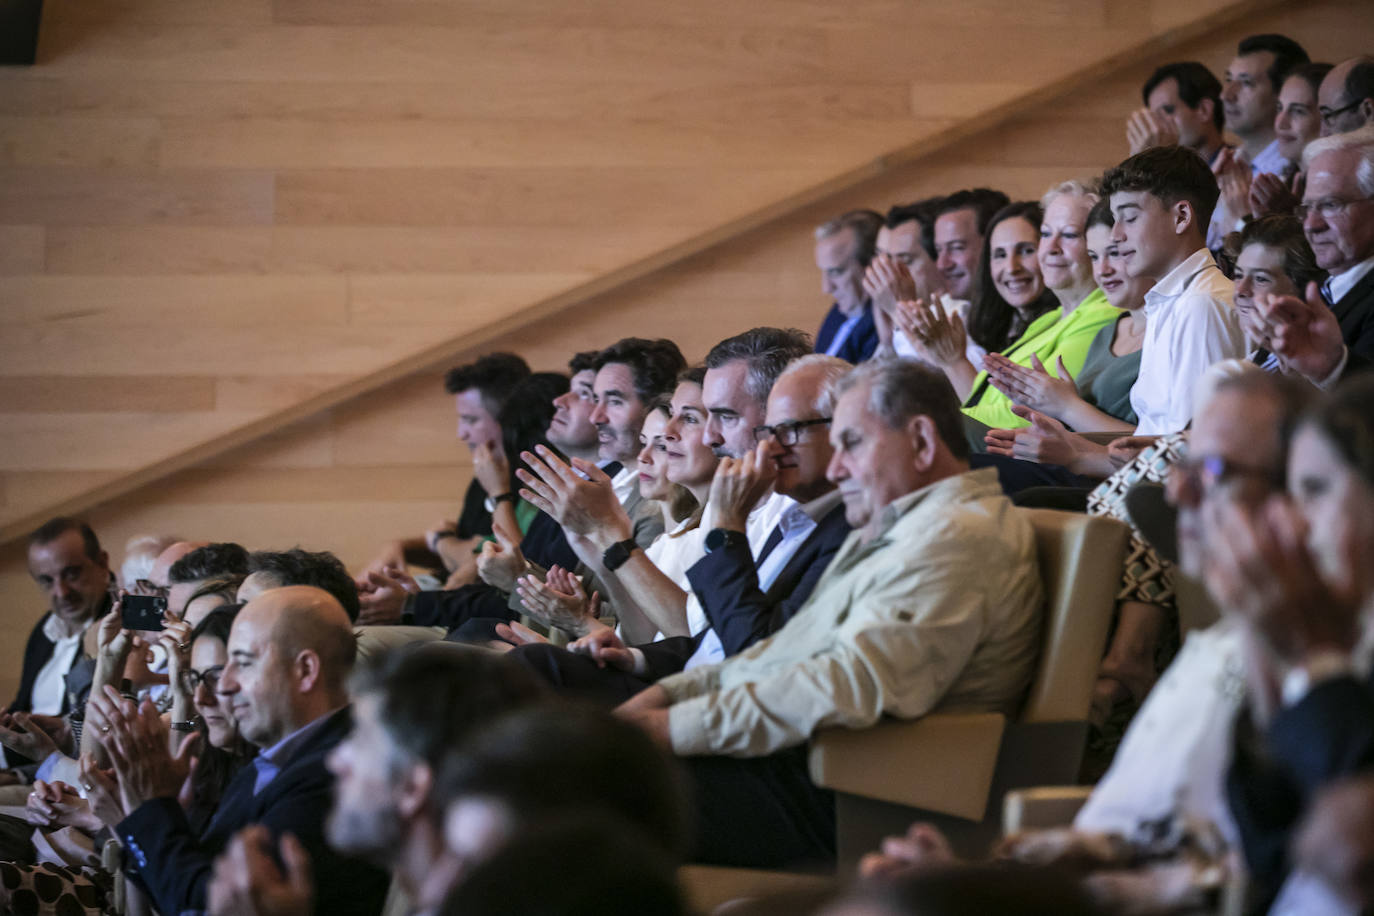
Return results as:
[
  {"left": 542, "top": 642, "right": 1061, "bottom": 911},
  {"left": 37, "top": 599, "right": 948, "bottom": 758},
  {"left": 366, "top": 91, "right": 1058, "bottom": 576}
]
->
[{"left": 0, "top": 0, "right": 1292, "bottom": 547}]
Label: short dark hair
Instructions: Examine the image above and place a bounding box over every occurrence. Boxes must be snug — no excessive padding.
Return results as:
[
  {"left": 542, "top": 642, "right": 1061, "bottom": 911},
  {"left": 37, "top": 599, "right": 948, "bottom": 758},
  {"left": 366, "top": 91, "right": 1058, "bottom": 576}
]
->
[
  {"left": 168, "top": 542, "right": 250, "bottom": 585},
  {"left": 836, "top": 358, "right": 972, "bottom": 464},
  {"left": 967, "top": 201, "right": 1058, "bottom": 354},
  {"left": 190, "top": 604, "right": 242, "bottom": 647},
  {"left": 1237, "top": 34, "right": 1310, "bottom": 94},
  {"left": 1287, "top": 61, "right": 1335, "bottom": 97},
  {"left": 1086, "top": 196, "right": 1115, "bottom": 232},
  {"left": 884, "top": 197, "right": 944, "bottom": 259},
  {"left": 704, "top": 327, "right": 813, "bottom": 408},
  {"left": 500, "top": 371, "right": 570, "bottom": 490},
  {"left": 935, "top": 188, "right": 1011, "bottom": 236},
  {"left": 29, "top": 517, "right": 102, "bottom": 563},
  {"left": 442, "top": 352, "right": 531, "bottom": 418},
  {"left": 436, "top": 704, "right": 689, "bottom": 858},
  {"left": 247, "top": 548, "right": 362, "bottom": 622},
  {"left": 1338, "top": 57, "right": 1374, "bottom": 109},
  {"left": 352, "top": 644, "right": 546, "bottom": 787},
  {"left": 1142, "top": 61, "right": 1225, "bottom": 131},
  {"left": 593, "top": 338, "right": 688, "bottom": 404},
  {"left": 814, "top": 209, "right": 883, "bottom": 268},
  {"left": 567, "top": 349, "right": 599, "bottom": 375},
  {"left": 1235, "top": 214, "right": 1327, "bottom": 294},
  {"left": 1101, "top": 145, "right": 1221, "bottom": 236}
]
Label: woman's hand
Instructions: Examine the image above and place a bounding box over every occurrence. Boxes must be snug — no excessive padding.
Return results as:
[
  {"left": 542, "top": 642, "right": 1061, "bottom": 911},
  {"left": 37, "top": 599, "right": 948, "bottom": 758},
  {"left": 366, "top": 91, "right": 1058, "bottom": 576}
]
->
[
  {"left": 88, "top": 686, "right": 200, "bottom": 814},
  {"left": 26, "top": 779, "right": 103, "bottom": 833},
  {"left": 984, "top": 353, "right": 1080, "bottom": 417}
]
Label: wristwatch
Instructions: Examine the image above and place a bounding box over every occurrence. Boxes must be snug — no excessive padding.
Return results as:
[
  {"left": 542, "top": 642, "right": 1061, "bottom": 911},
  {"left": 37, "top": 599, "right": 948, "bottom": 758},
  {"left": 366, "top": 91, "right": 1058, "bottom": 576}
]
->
[
  {"left": 483, "top": 492, "right": 517, "bottom": 512},
  {"left": 705, "top": 528, "right": 749, "bottom": 553},
  {"left": 602, "top": 538, "right": 640, "bottom": 572}
]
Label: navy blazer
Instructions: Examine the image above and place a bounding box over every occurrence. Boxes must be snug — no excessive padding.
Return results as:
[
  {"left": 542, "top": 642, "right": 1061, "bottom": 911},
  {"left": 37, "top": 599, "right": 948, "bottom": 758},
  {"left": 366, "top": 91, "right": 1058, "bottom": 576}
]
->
[
  {"left": 1332, "top": 265, "right": 1374, "bottom": 363},
  {"left": 118, "top": 706, "right": 389, "bottom": 916},
  {"left": 1226, "top": 669, "right": 1374, "bottom": 907},
  {"left": 815, "top": 303, "right": 879, "bottom": 364},
  {"left": 638, "top": 501, "right": 851, "bottom": 679}
]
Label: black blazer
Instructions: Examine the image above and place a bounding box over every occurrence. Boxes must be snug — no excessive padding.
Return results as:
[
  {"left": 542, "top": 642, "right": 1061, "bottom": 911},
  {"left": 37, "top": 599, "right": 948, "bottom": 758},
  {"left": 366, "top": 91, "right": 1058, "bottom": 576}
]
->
[
  {"left": 815, "top": 303, "right": 879, "bottom": 364},
  {"left": 638, "top": 502, "right": 851, "bottom": 679},
  {"left": 1226, "top": 669, "right": 1374, "bottom": 907},
  {"left": 117, "top": 706, "right": 389, "bottom": 916},
  {"left": 1331, "top": 265, "right": 1374, "bottom": 363}
]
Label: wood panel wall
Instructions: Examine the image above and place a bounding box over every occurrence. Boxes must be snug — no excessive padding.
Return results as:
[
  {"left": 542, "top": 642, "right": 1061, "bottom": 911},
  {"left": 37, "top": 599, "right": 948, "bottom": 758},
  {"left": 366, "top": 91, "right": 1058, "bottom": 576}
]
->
[{"left": 2, "top": 0, "right": 1370, "bottom": 699}]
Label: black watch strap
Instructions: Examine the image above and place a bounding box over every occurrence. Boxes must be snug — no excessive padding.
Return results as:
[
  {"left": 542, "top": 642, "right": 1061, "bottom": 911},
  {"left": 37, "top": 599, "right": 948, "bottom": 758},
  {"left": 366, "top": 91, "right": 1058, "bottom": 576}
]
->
[
  {"left": 602, "top": 538, "right": 640, "bottom": 572},
  {"left": 705, "top": 528, "right": 750, "bottom": 553}
]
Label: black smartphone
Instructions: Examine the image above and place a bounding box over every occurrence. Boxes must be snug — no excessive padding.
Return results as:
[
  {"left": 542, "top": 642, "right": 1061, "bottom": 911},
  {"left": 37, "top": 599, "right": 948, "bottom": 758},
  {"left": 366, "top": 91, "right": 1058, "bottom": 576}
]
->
[{"left": 122, "top": 593, "right": 167, "bottom": 631}]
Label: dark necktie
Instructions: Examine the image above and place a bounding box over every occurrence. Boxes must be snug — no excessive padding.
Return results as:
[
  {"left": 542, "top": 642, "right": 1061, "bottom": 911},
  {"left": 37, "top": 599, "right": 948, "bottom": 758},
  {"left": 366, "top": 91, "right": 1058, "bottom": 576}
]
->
[{"left": 756, "top": 525, "right": 785, "bottom": 564}]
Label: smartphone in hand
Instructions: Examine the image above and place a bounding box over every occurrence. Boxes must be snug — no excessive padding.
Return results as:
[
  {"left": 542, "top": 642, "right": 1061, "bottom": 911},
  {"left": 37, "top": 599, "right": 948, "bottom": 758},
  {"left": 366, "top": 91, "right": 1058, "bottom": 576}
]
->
[{"left": 121, "top": 594, "right": 167, "bottom": 631}]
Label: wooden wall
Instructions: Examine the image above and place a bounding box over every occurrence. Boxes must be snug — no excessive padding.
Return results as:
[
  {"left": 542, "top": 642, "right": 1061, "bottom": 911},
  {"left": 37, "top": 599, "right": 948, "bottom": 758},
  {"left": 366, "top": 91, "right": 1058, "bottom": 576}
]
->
[{"left": 2, "top": 0, "right": 1371, "bottom": 699}]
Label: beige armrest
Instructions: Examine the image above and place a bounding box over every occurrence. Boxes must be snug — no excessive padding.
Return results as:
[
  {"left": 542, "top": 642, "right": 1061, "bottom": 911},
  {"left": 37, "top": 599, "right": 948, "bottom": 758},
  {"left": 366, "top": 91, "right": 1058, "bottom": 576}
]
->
[
  {"left": 1001, "top": 785, "right": 1094, "bottom": 834},
  {"left": 808, "top": 712, "right": 1006, "bottom": 821}
]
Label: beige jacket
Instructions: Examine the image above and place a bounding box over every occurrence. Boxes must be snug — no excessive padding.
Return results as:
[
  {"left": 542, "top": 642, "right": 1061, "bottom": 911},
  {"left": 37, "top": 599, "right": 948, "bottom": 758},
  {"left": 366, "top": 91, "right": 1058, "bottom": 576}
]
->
[{"left": 660, "top": 467, "right": 1044, "bottom": 758}]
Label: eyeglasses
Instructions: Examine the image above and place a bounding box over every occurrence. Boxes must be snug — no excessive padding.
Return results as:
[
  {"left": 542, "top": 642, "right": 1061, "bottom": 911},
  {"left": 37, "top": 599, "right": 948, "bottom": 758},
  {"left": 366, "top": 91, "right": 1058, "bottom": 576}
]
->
[
  {"left": 180, "top": 665, "right": 224, "bottom": 694},
  {"left": 1173, "top": 454, "right": 1281, "bottom": 494},
  {"left": 1318, "top": 99, "right": 1364, "bottom": 127},
  {"left": 133, "top": 579, "right": 170, "bottom": 598},
  {"left": 752, "top": 417, "right": 831, "bottom": 446},
  {"left": 1295, "top": 196, "right": 1374, "bottom": 221}
]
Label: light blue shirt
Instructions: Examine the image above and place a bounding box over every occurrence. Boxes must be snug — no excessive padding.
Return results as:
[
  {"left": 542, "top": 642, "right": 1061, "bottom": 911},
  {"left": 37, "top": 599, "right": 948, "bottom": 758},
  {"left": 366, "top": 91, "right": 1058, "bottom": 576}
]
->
[
  {"left": 823, "top": 311, "right": 864, "bottom": 357},
  {"left": 251, "top": 709, "right": 339, "bottom": 795}
]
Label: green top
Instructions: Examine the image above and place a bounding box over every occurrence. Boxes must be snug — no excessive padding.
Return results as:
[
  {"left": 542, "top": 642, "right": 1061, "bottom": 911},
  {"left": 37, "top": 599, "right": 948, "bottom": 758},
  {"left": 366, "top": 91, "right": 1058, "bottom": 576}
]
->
[
  {"left": 476, "top": 498, "right": 540, "bottom": 550},
  {"left": 1074, "top": 315, "right": 1141, "bottom": 427},
  {"left": 961, "top": 288, "right": 1121, "bottom": 431}
]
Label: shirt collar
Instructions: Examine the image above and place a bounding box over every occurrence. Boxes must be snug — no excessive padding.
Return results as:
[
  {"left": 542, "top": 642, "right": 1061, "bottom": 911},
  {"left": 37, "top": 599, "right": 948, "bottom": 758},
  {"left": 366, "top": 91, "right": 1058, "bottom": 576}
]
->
[
  {"left": 1328, "top": 256, "right": 1374, "bottom": 304},
  {"left": 870, "top": 467, "right": 1000, "bottom": 544},
  {"left": 1144, "top": 248, "right": 1216, "bottom": 311},
  {"left": 255, "top": 707, "right": 342, "bottom": 773},
  {"left": 609, "top": 463, "right": 638, "bottom": 502},
  {"left": 797, "top": 489, "right": 843, "bottom": 524}
]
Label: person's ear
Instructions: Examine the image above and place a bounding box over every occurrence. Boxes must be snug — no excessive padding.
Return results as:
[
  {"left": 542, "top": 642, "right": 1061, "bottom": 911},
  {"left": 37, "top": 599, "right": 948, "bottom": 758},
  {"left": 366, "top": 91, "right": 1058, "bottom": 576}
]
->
[
  {"left": 907, "top": 414, "right": 939, "bottom": 472},
  {"left": 97, "top": 550, "right": 110, "bottom": 571},
  {"left": 294, "top": 649, "right": 322, "bottom": 692},
  {"left": 395, "top": 762, "right": 432, "bottom": 820},
  {"left": 1196, "top": 98, "right": 1215, "bottom": 126},
  {"left": 1360, "top": 98, "right": 1374, "bottom": 123},
  {"left": 1172, "top": 199, "right": 1195, "bottom": 237}
]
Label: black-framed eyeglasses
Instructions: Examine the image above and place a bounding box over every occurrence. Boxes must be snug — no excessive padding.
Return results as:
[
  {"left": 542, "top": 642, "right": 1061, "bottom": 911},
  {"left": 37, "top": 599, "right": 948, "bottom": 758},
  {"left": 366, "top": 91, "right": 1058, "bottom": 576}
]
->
[
  {"left": 1319, "top": 99, "right": 1364, "bottom": 126},
  {"left": 1294, "top": 196, "right": 1374, "bottom": 221},
  {"left": 752, "top": 417, "right": 831, "bottom": 446},
  {"left": 133, "top": 579, "right": 170, "bottom": 598},
  {"left": 1173, "top": 454, "right": 1281, "bottom": 492},
  {"left": 180, "top": 665, "right": 224, "bottom": 694}
]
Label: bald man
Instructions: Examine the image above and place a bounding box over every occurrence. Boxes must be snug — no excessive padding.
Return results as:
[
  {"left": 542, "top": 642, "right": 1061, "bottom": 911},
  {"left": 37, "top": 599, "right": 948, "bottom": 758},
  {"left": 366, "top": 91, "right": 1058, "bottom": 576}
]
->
[{"left": 114, "top": 587, "right": 389, "bottom": 916}]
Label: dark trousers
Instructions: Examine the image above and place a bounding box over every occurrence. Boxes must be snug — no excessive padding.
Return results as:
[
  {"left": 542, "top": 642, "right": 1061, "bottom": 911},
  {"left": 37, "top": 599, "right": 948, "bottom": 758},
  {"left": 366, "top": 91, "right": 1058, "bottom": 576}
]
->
[
  {"left": 507, "top": 642, "right": 655, "bottom": 706},
  {"left": 684, "top": 746, "right": 835, "bottom": 868}
]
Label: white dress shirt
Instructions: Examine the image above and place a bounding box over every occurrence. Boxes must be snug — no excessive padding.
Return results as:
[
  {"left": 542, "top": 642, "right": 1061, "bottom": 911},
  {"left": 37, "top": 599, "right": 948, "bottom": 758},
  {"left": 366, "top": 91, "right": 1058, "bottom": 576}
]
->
[
  {"left": 1129, "top": 248, "right": 1246, "bottom": 435},
  {"left": 1325, "top": 255, "right": 1374, "bottom": 306},
  {"left": 627, "top": 518, "right": 708, "bottom": 643},
  {"left": 609, "top": 463, "right": 638, "bottom": 504},
  {"left": 30, "top": 615, "right": 86, "bottom": 716}
]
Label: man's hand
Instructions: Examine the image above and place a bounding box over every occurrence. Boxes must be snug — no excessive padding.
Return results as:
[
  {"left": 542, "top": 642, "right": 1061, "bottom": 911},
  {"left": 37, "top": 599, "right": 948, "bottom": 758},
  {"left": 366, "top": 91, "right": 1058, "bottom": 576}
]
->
[
  {"left": 472, "top": 439, "right": 512, "bottom": 499},
  {"left": 983, "top": 406, "right": 1084, "bottom": 468},
  {"left": 423, "top": 518, "right": 459, "bottom": 555},
  {"left": 209, "top": 825, "right": 314, "bottom": 916},
  {"left": 516, "top": 446, "right": 633, "bottom": 548},
  {"left": 858, "top": 822, "right": 959, "bottom": 880},
  {"left": 1259, "top": 282, "right": 1346, "bottom": 385},
  {"left": 1249, "top": 171, "right": 1301, "bottom": 218},
  {"left": 707, "top": 440, "right": 778, "bottom": 533},
  {"left": 476, "top": 516, "right": 528, "bottom": 593},
  {"left": 515, "top": 567, "right": 598, "bottom": 637},
  {"left": 895, "top": 298, "right": 967, "bottom": 369},
  {"left": 1125, "top": 107, "right": 1180, "bottom": 154},
  {"left": 0, "top": 708, "right": 60, "bottom": 762},
  {"left": 567, "top": 627, "right": 637, "bottom": 672},
  {"left": 1212, "top": 147, "right": 1252, "bottom": 224},
  {"left": 87, "top": 686, "right": 199, "bottom": 812},
  {"left": 614, "top": 685, "right": 672, "bottom": 749},
  {"left": 1202, "top": 497, "right": 1363, "bottom": 668},
  {"left": 25, "top": 779, "right": 102, "bottom": 832},
  {"left": 490, "top": 621, "right": 551, "bottom": 653},
  {"left": 984, "top": 353, "right": 1079, "bottom": 417},
  {"left": 355, "top": 567, "right": 418, "bottom": 626},
  {"left": 862, "top": 254, "right": 917, "bottom": 317}
]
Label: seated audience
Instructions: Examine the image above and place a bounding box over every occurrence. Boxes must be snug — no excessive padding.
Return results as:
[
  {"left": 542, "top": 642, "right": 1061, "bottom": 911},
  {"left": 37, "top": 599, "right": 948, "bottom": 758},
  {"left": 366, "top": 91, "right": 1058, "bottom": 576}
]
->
[
  {"left": 1128, "top": 61, "right": 1227, "bottom": 164},
  {"left": 364, "top": 352, "right": 530, "bottom": 583},
  {"left": 615, "top": 358, "right": 1043, "bottom": 867},
  {"left": 1229, "top": 213, "right": 1328, "bottom": 368},
  {"left": 813, "top": 210, "right": 883, "bottom": 363},
  {"left": 238, "top": 547, "right": 362, "bottom": 621},
  {"left": 983, "top": 197, "right": 1147, "bottom": 434},
  {"left": 1251, "top": 62, "right": 1334, "bottom": 218},
  {"left": 166, "top": 542, "right": 250, "bottom": 621},
  {"left": 1318, "top": 56, "right": 1374, "bottom": 137},
  {"left": 0, "top": 519, "right": 112, "bottom": 776},
  {"left": 89, "top": 586, "right": 389, "bottom": 916},
  {"left": 864, "top": 198, "right": 947, "bottom": 354},
  {"left": 932, "top": 188, "right": 1011, "bottom": 303}
]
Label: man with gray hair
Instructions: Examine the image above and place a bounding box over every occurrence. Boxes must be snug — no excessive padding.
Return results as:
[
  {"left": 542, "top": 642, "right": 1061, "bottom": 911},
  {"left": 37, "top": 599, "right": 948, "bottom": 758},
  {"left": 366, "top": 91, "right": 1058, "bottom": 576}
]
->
[
  {"left": 616, "top": 358, "right": 1044, "bottom": 868},
  {"left": 1318, "top": 57, "right": 1374, "bottom": 137},
  {"left": 813, "top": 210, "right": 883, "bottom": 363},
  {"left": 1299, "top": 123, "right": 1374, "bottom": 369}
]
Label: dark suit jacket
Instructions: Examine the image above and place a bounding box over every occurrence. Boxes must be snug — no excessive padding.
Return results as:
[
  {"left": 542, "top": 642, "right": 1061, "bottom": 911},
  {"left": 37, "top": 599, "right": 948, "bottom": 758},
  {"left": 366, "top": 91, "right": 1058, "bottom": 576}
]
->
[
  {"left": 117, "top": 706, "right": 389, "bottom": 916},
  {"left": 638, "top": 500, "right": 851, "bottom": 680},
  {"left": 815, "top": 303, "right": 879, "bottom": 364},
  {"left": 1331, "top": 264, "right": 1374, "bottom": 363},
  {"left": 1226, "top": 669, "right": 1374, "bottom": 907}
]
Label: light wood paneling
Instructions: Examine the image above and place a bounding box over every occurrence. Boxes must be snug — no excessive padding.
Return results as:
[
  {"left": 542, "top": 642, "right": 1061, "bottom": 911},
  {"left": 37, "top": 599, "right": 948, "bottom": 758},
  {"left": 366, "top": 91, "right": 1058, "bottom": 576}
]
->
[{"left": 2, "top": 0, "right": 1369, "bottom": 701}]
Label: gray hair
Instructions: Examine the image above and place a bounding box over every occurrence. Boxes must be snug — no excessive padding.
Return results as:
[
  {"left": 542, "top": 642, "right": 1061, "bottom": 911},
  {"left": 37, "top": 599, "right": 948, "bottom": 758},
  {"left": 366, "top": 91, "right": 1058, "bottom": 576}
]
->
[
  {"left": 1302, "top": 123, "right": 1374, "bottom": 196},
  {"left": 704, "top": 327, "right": 813, "bottom": 409},
  {"left": 833, "top": 357, "right": 970, "bottom": 462},
  {"left": 1040, "top": 178, "right": 1101, "bottom": 212},
  {"left": 777, "top": 354, "right": 852, "bottom": 416},
  {"left": 813, "top": 209, "right": 883, "bottom": 267}
]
